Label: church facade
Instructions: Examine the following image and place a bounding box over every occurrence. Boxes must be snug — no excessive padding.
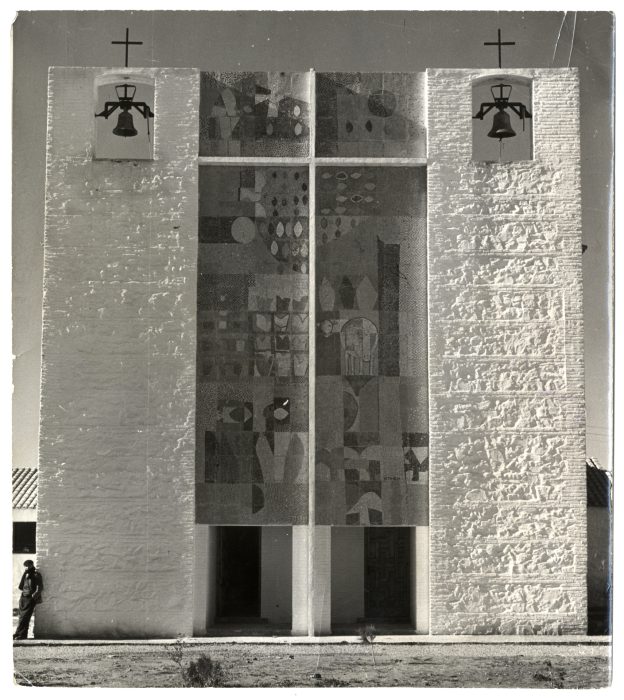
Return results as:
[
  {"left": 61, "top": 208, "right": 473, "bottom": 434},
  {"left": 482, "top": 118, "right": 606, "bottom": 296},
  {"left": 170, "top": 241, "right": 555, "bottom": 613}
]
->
[{"left": 36, "top": 64, "right": 586, "bottom": 637}]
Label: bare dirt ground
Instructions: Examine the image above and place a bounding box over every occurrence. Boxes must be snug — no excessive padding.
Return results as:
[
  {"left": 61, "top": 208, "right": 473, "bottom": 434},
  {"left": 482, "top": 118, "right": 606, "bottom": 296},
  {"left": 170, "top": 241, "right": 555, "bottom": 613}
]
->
[{"left": 13, "top": 641, "right": 611, "bottom": 688}]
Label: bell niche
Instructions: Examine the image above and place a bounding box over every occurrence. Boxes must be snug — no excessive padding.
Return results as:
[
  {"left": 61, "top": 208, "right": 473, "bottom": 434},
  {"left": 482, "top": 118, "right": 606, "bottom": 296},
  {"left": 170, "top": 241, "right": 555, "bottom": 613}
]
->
[
  {"left": 472, "top": 75, "right": 532, "bottom": 162},
  {"left": 94, "top": 73, "right": 155, "bottom": 160}
]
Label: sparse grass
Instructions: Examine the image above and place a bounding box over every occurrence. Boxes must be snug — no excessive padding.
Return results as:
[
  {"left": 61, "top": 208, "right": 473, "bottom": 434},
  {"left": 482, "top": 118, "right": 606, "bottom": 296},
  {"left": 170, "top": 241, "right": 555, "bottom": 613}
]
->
[
  {"left": 165, "top": 638, "right": 185, "bottom": 674},
  {"left": 13, "top": 642, "right": 610, "bottom": 688},
  {"left": 358, "top": 624, "right": 377, "bottom": 666},
  {"left": 359, "top": 624, "right": 377, "bottom": 644},
  {"left": 313, "top": 676, "right": 350, "bottom": 687},
  {"left": 14, "top": 669, "right": 39, "bottom": 686},
  {"left": 165, "top": 637, "right": 226, "bottom": 687},
  {"left": 183, "top": 654, "right": 226, "bottom": 687},
  {"left": 533, "top": 660, "right": 566, "bottom": 689}
]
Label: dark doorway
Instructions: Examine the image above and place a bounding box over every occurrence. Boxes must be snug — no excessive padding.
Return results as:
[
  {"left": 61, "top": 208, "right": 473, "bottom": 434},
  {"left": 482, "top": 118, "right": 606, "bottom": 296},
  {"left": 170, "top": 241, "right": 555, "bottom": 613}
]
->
[
  {"left": 364, "top": 527, "right": 410, "bottom": 622},
  {"left": 217, "top": 526, "right": 261, "bottom": 620}
]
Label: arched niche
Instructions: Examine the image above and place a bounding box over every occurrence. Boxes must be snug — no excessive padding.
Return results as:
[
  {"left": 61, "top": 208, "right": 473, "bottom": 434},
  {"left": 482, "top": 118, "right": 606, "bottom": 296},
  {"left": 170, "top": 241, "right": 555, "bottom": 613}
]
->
[
  {"left": 94, "top": 73, "right": 155, "bottom": 160},
  {"left": 472, "top": 74, "right": 533, "bottom": 162}
]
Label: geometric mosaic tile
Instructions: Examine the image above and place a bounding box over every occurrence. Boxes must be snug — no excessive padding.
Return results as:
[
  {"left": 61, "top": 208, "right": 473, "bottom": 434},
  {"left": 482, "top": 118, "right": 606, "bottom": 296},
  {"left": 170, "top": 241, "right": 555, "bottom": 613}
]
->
[{"left": 315, "top": 167, "right": 428, "bottom": 525}]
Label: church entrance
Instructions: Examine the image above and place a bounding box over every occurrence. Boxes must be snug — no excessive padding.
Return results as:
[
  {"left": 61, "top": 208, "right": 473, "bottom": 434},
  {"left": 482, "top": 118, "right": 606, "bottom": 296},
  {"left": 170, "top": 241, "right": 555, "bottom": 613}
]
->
[
  {"left": 364, "top": 527, "right": 410, "bottom": 622},
  {"left": 216, "top": 526, "right": 261, "bottom": 620},
  {"left": 331, "top": 527, "right": 412, "bottom": 629}
]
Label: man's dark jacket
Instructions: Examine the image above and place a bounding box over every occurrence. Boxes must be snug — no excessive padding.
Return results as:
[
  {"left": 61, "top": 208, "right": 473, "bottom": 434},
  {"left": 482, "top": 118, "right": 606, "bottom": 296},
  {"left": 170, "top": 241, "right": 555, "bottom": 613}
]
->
[{"left": 18, "top": 569, "right": 44, "bottom": 603}]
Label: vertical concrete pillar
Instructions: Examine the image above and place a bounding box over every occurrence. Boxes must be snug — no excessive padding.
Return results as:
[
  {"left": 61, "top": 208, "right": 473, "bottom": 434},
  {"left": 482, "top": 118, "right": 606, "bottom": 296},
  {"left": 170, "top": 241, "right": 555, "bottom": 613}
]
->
[
  {"left": 412, "top": 526, "right": 430, "bottom": 633},
  {"left": 410, "top": 528, "right": 416, "bottom": 630},
  {"left": 193, "top": 525, "right": 217, "bottom": 636},
  {"left": 291, "top": 525, "right": 309, "bottom": 635},
  {"left": 205, "top": 527, "right": 218, "bottom": 630},
  {"left": 311, "top": 526, "right": 332, "bottom": 635},
  {"left": 193, "top": 525, "right": 209, "bottom": 636},
  {"left": 292, "top": 525, "right": 332, "bottom": 635}
]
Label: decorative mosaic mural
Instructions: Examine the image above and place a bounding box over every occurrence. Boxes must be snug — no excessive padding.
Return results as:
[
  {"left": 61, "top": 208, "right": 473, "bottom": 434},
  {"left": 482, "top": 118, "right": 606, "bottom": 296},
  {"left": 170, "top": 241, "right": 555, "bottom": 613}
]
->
[
  {"left": 196, "top": 166, "right": 309, "bottom": 524},
  {"left": 200, "top": 72, "right": 311, "bottom": 157},
  {"left": 315, "top": 167, "right": 429, "bottom": 525},
  {"left": 316, "top": 73, "right": 426, "bottom": 158},
  {"left": 196, "top": 72, "right": 428, "bottom": 526}
]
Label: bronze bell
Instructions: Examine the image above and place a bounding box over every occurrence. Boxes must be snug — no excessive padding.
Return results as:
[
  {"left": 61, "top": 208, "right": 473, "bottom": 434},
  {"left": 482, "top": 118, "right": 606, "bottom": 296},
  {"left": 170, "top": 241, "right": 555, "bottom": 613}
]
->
[
  {"left": 488, "top": 110, "right": 516, "bottom": 140},
  {"left": 113, "top": 109, "right": 138, "bottom": 137}
]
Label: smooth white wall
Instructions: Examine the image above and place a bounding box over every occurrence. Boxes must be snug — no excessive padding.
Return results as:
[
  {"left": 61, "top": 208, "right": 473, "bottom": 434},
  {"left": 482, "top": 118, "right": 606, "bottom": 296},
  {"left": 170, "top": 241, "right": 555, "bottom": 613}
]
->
[
  {"left": 193, "top": 525, "right": 218, "bottom": 635},
  {"left": 261, "top": 527, "right": 292, "bottom": 625}
]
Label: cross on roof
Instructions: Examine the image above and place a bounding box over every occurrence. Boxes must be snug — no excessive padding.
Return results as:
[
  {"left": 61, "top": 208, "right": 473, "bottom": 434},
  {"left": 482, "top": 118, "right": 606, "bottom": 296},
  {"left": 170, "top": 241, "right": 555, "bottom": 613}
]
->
[
  {"left": 484, "top": 28, "right": 516, "bottom": 69},
  {"left": 111, "top": 27, "right": 143, "bottom": 68}
]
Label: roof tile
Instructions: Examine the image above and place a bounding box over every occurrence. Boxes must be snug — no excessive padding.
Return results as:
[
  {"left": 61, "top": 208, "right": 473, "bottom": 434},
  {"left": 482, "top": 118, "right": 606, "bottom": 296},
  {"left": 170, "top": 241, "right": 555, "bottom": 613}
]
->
[{"left": 12, "top": 468, "right": 38, "bottom": 509}]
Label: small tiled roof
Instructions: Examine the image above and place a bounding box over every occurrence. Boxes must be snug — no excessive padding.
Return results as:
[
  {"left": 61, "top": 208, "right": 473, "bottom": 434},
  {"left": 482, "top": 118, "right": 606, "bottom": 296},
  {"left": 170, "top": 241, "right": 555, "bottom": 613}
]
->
[
  {"left": 12, "top": 468, "right": 38, "bottom": 509},
  {"left": 587, "top": 458, "right": 611, "bottom": 508}
]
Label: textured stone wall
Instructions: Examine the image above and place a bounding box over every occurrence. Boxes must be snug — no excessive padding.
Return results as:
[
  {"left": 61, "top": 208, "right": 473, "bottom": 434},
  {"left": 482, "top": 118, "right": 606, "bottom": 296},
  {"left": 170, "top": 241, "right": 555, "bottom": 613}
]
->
[
  {"left": 427, "top": 68, "right": 586, "bottom": 635},
  {"left": 37, "top": 67, "right": 199, "bottom": 637}
]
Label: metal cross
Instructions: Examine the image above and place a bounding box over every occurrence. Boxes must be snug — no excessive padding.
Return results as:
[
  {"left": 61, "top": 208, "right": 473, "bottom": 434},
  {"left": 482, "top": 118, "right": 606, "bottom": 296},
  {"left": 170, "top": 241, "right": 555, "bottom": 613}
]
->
[
  {"left": 111, "top": 27, "right": 143, "bottom": 68},
  {"left": 484, "top": 28, "right": 516, "bottom": 69}
]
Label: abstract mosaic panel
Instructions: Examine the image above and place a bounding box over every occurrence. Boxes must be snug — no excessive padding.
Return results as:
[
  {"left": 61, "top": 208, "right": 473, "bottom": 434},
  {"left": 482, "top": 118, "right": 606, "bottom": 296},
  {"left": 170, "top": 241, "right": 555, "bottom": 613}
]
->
[
  {"left": 200, "top": 72, "right": 311, "bottom": 157},
  {"left": 315, "top": 167, "right": 428, "bottom": 526},
  {"left": 316, "top": 73, "right": 426, "bottom": 158},
  {"left": 196, "top": 166, "right": 309, "bottom": 525}
]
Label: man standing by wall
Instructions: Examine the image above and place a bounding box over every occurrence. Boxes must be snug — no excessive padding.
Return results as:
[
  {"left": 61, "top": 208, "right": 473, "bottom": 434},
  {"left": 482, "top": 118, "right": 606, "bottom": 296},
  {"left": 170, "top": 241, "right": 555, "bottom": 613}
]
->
[{"left": 14, "top": 560, "right": 43, "bottom": 640}]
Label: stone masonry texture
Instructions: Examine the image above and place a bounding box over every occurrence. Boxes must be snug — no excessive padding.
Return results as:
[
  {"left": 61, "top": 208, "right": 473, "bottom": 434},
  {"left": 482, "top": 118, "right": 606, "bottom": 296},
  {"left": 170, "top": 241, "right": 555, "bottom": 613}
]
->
[
  {"left": 37, "top": 67, "right": 199, "bottom": 637},
  {"left": 427, "top": 69, "right": 587, "bottom": 635}
]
